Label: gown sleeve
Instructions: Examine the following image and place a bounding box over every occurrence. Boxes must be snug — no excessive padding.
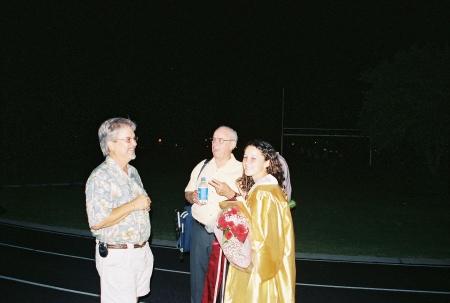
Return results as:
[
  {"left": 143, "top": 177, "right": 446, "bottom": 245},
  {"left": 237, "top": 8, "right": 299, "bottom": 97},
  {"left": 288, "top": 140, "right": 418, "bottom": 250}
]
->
[{"left": 248, "top": 189, "right": 286, "bottom": 283}]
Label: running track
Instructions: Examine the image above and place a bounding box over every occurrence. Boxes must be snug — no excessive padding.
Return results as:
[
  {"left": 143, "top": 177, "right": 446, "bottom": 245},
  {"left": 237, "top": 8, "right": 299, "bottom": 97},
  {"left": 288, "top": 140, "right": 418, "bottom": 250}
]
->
[{"left": 0, "top": 221, "right": 449, "bottom": 303}]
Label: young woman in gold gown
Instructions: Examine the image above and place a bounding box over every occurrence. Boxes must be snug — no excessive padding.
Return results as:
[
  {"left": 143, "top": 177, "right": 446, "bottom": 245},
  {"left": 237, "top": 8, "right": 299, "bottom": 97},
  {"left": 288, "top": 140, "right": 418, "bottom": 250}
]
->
[{"left": 224, "top": 140, "right": 296, "bottom": 303}]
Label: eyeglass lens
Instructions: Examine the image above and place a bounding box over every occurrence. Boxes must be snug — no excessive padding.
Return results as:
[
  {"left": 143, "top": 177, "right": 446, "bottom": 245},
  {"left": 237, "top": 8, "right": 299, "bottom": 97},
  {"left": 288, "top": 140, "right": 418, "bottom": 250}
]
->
[
  {"left": 116, "top": 137, "right": 138, "bottom": 143},
  {"left": 210, "top": 137, "right": 224, "bottom": 143}
]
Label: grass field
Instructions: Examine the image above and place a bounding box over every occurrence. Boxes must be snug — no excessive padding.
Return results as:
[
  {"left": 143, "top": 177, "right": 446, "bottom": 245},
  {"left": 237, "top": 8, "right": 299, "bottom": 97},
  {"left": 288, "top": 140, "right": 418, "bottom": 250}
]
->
[{"left": 1, "top": 160, "right": 449, "bottom": 260}]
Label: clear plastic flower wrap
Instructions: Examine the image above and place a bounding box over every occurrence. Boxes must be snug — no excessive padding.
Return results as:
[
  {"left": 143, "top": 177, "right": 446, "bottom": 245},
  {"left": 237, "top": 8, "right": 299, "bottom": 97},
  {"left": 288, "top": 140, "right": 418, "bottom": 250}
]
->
[{"left": 214, "top": 201, "right": 252, "bottom": 269}]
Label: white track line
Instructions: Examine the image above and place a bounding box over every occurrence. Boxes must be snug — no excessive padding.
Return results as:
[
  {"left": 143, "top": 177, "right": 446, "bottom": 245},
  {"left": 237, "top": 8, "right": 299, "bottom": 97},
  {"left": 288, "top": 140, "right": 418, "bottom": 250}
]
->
[
  {"left": 0, "top": 243, "right": 93, "bottom": 261},
  {"left": 0, "top": 242, "right": 190, "bottom": 275},
  {"left": 296, "top": 282, "right": 450, "bottom": 295},
  {"left": 0, "top": 275, "right": 98, "bottom": 297},
  {"left": 3, "top": 243, "right": 448, "bottom": 295},
  {"left": 296, "top": 258, "right": 450, "bottom": 268},
  {"left": 2, "top": 222, "right": 448, "bottom": 267}
]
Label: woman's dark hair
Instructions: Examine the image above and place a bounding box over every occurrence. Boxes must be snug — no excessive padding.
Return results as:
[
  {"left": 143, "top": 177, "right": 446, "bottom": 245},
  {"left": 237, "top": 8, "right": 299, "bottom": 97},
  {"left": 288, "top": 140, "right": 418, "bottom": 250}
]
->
[{"left": 238, "top": 139, "right": 285, "bottom": 199}]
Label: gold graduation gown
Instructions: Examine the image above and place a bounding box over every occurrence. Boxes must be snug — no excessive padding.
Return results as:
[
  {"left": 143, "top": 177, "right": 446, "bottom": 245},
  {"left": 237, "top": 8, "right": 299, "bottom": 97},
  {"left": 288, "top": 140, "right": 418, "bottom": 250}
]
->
[{"left": 224, "top": 178, "right": 296, "bottom": 303}]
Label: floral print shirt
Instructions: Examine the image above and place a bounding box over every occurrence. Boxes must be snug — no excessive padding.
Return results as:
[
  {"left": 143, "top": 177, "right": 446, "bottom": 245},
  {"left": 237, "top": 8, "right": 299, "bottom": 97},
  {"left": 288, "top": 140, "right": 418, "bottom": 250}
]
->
[{"left": 86, "top": 156, "right": 150, "bottom": 244}]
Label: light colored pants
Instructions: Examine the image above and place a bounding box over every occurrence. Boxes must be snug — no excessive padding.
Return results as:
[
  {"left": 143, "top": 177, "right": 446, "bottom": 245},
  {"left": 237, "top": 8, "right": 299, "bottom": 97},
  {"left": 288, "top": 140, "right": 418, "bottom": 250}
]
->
[{"left": 95, "top": 242, "right": 154, "bottom": 303}]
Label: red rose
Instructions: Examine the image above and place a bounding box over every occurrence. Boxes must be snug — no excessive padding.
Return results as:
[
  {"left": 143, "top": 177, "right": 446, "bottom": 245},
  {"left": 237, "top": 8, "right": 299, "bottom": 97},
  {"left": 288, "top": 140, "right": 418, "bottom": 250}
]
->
[
  {"left": 227, "top": 206, "right": 238, "bottom": 215},
  {"left": 231, "top": 224, "right": 247, "bottom": 236},
  {"left": 236, "top": 232, "right": 248, "bottom": 243},
  {"left": 224, "top": 231, "right": 233, "bottom": 240},
  {"left": 232, "top": 224, "right": 248, "bottom": 242},
  {"left": 217, "top": 215, "right": 229, "bottom": 230}
]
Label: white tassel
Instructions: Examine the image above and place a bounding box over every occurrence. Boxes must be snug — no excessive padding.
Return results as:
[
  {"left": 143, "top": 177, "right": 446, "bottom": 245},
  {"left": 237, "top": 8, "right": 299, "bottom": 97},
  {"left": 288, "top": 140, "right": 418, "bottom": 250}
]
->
[
  {"left": 213, "top": 248, "right": 223, "bottom": 302},
  {"left": 220, "top": 255, "right": 227, "bottom": 303}
]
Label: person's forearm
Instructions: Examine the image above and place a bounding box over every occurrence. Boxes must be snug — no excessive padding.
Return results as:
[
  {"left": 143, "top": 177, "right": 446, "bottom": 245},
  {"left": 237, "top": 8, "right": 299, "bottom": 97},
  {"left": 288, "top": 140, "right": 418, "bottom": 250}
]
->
[
  {"left": 185, "top": 191, "right": 194, "bottom": 204},
  {"left": 91, "top": 200, "right": 137, "bottom": 230},
  {"left": 226, "top": 190, "right": 238, "bottom": 199}
]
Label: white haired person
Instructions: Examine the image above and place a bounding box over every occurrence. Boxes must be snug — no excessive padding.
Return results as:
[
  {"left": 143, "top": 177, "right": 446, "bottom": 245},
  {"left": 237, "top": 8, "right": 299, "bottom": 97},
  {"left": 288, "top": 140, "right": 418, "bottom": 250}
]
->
[
  {"left": 185, "top": 126, "right": 243, "bottom": 303},
  {"left": 86, "top": 117, "right": 153, "bottom": 303}
]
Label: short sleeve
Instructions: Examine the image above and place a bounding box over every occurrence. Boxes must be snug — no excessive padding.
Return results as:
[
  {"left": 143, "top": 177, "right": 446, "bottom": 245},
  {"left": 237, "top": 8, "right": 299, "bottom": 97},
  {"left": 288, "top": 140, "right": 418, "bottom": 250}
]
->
[{"left": 85, "top": 171, "right": 113, "bottom": 228}]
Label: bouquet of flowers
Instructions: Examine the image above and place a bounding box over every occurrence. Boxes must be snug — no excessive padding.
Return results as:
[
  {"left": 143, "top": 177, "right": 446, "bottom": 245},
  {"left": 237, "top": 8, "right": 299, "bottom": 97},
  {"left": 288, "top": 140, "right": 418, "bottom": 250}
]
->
[{"left": 214, "top": 201, "right": 252, "bottom": 269}]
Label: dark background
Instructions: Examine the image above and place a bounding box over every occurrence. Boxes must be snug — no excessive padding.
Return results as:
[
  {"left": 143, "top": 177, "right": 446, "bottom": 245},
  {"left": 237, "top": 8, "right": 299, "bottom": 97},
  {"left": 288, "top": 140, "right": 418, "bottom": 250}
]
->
[{"left": 1, "top": 1, "right": 449, "bottom": 185}]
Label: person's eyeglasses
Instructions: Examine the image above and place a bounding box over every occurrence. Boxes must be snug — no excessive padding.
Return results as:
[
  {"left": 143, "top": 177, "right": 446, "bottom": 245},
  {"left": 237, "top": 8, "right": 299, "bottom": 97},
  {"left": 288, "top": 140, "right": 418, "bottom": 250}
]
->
[
  {"left": 210, "top": 137, "right": 235, "bottom": 144},
  {"left": 114, "top": 137, "right": 138, "bottom": 143}
]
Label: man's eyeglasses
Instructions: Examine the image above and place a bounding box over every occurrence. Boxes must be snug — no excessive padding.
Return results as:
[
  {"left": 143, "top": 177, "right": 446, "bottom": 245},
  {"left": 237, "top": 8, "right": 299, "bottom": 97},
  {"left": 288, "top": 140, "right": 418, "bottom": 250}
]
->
[
  {"left": 114, "top": 137, "right": 138, "bottom": 143},
  {"left": 210, "top": 137, "right": 235, "bottom": 144}
]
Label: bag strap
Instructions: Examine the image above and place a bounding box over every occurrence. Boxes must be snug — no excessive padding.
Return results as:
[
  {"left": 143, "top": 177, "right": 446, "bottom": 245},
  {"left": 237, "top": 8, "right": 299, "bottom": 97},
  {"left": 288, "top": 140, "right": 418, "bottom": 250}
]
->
[
  {"left": 197, "top": 158, "right": 210, "bottom": 180},
  {"left": 177, "top": 159, "right": 210, "bottom": 262}
]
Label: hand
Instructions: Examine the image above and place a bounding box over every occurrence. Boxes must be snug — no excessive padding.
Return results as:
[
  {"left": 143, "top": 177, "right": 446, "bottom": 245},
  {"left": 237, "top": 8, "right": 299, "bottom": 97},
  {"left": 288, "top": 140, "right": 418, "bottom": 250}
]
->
[
  {"left": 145, "top": 195, "right": 151, "bottom": 211},
  {"left": 134, "top": 194, "right": 151, "bottom": 211},
  {"left": 190, "top": 190, "right": 202, "bottom": 205},
  {"left": 209, "top": 179, "right": 235, "bottom": 199}
]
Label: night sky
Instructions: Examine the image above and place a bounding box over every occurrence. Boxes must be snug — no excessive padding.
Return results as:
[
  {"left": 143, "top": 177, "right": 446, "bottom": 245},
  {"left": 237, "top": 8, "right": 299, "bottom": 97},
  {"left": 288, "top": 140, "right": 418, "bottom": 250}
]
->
[{"left": 1, "top": 1, "right": 449, "bottom": 178}]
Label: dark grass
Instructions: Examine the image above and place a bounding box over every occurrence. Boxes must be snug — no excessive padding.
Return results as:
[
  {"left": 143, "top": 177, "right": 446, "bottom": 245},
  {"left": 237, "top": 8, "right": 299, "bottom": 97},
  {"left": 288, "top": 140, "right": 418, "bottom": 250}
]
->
[
  {"left": 1, "top": 147, "right": 449, "bottom": 259},
  {"left": 1, "top": 169, "right": 449, "bottom": 260},
  {"left": 296, "top": 184, "right": 449, "bottom": 258}
]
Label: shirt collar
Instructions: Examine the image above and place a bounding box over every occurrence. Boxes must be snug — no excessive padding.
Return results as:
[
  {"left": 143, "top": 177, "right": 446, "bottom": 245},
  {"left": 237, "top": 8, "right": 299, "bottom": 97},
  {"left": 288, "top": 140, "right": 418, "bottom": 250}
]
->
[
  {"left": 105, "top": 156, "right": 130, "bottom": 176},
  {"left": 213, "top": 153, "right": 240, "bottom": 167},
  {"left": 248, "top": 174, "right": 277, "bottom": 194}
]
